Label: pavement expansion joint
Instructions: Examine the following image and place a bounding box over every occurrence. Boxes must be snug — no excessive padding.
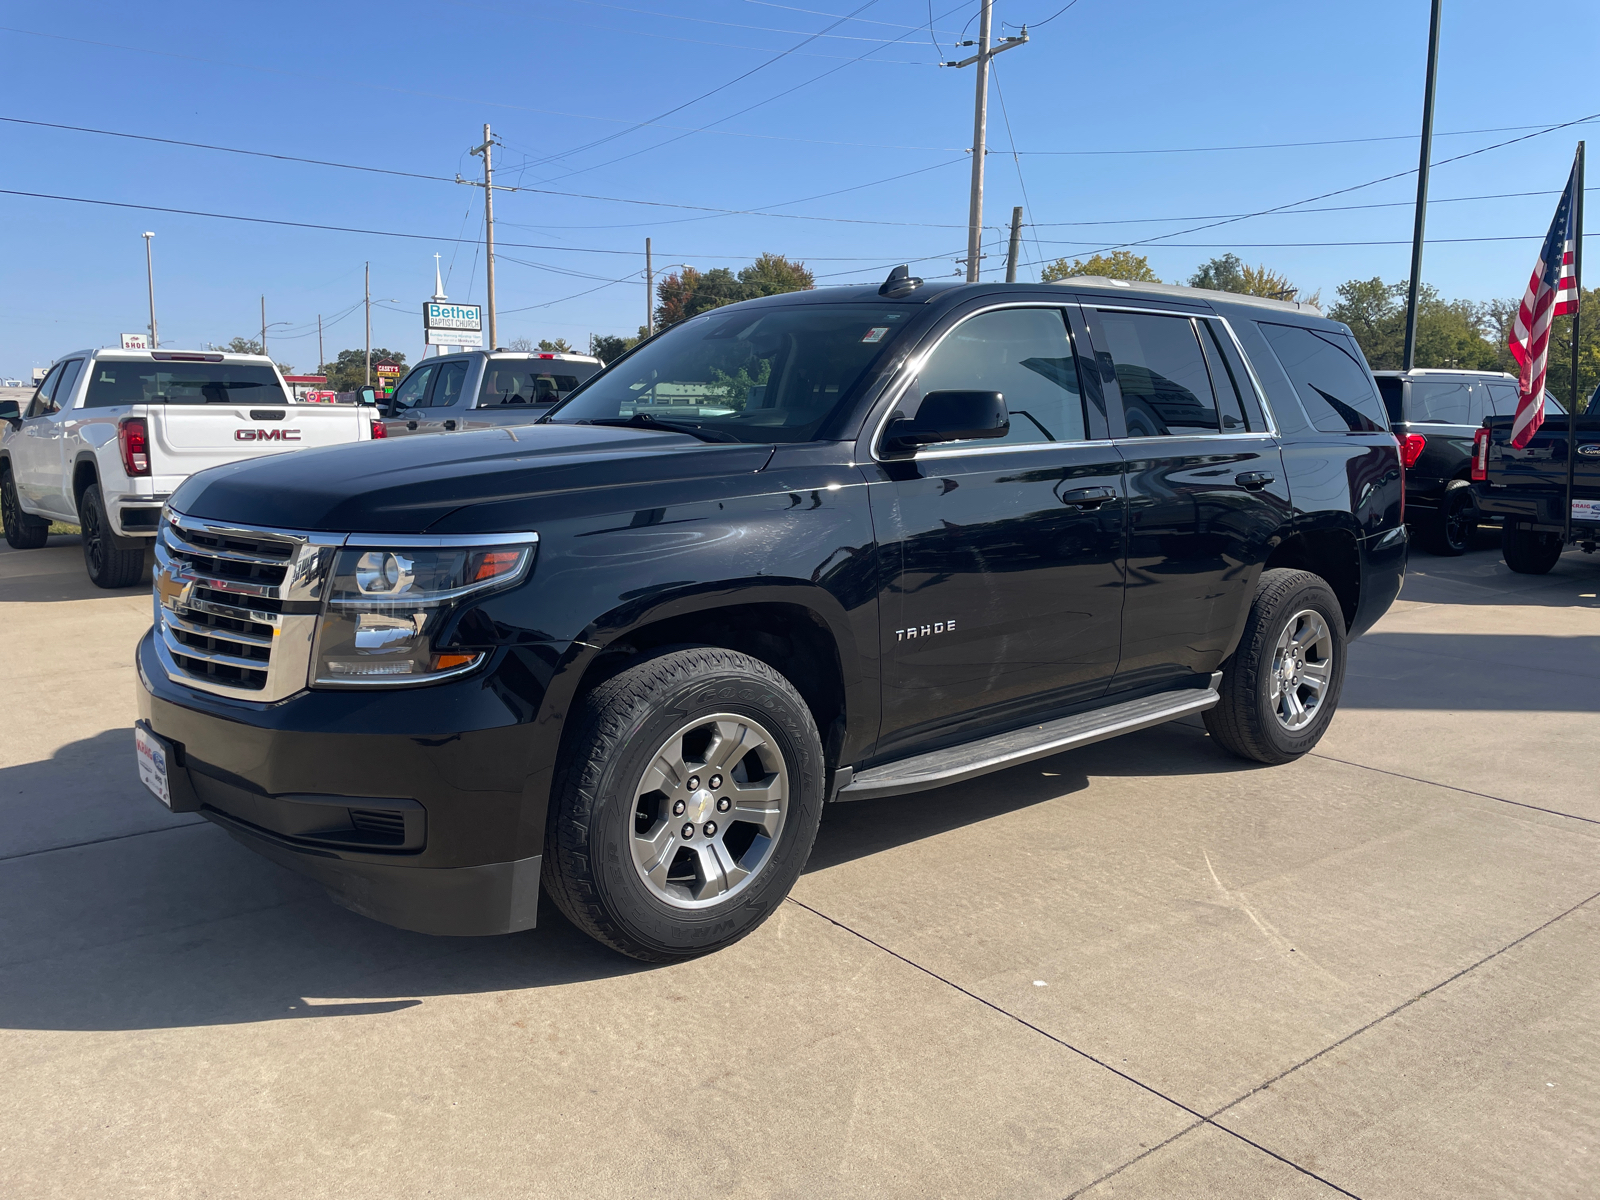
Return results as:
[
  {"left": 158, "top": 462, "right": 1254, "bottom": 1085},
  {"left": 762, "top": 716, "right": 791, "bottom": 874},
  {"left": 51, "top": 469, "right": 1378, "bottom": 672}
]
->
[
  {"left": 1308, "top": 751, "right": 1600, "bottom": 827},
  {"left": 783, "top": 896, "right": 1364, "bottom": 1199},
  {"left": 0, "top": 820, "right": 207, "bottom": 865}
]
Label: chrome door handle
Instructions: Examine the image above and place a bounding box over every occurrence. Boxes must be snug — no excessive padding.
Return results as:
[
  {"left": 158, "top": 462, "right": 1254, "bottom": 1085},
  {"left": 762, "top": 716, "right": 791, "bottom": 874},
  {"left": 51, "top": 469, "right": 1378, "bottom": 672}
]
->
[
  {"left": 1235, "top": 471, "right": 1275, "bottom": 490},
  {"left": 1058, "top": 485, "right": 1117, "bottom": 507}
]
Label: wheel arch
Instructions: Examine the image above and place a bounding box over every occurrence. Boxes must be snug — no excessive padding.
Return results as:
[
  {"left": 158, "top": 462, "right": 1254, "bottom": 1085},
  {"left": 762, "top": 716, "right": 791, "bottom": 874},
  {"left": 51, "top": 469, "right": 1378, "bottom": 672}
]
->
[
  {"left": 1263, "top": 523, "right": 1361, "bottom": 632},
  {"left": 72, "top": 452, "right": 101, "bottom": 515}
]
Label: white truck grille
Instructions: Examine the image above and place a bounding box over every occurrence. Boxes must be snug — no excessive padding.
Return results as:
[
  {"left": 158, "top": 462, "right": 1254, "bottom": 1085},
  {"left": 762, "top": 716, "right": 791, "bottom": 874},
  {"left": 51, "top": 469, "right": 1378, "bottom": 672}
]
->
[{"left": 152, "top": 512, "right": 341, "bottom": 702}]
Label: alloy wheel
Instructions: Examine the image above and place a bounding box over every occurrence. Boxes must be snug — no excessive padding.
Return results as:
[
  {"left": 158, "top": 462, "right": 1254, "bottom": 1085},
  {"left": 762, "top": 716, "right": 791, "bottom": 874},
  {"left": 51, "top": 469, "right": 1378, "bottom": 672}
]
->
[
  {"left": 1268, "top": 609, "right": 1334, "bottom": 732},
  {"left": 1443, "top": 490, "right": 1475, "bottom": 552},
  {"left": 629, "top": 714, "right": 789, "bottom": 909},
  {"left": 82, "top": 500, "right": 104, "bottom": 575}
]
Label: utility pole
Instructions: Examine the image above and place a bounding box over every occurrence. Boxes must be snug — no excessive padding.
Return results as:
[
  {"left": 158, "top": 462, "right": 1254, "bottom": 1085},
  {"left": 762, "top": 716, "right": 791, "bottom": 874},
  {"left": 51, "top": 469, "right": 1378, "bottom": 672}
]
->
[
  {"left": 470, "top": 123, "right": 499, "bottom": 350},
  {"left": 645, "top": 236, "right": 654, "bottom": 336},
  {"left": 1402, "top": 0, "right": 1442, "bottom": 371},
  {"left": 365, "top": 261, "right": 372, "bottom": 386},
  {"left": 1005, "top": 206, "right": 1024, "bottom": 282},
  {"left": 946, "top": 3, "right": 1027, "bottom": 282},
  {"left": 142, "top": 232, "right": 158, "bottom": 348},
  {"left": 260, "top": 296, "right": 267, "bottom": 360},
  {"left": 1563, "top": 140, "right": 1585, "bottom": 543},
  {"left": 317, "top": 314, "right": 324, "bottom": 372}
]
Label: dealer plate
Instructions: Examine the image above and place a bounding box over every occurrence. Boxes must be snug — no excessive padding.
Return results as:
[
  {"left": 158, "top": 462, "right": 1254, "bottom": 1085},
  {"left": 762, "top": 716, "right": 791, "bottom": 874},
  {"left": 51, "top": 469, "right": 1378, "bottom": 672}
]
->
[
  {"left": 135, "top": 723, "right": 173, "bottom": 809},
  {"left": 1572, "top": 499, "right": 1600, "bottom": 523}
]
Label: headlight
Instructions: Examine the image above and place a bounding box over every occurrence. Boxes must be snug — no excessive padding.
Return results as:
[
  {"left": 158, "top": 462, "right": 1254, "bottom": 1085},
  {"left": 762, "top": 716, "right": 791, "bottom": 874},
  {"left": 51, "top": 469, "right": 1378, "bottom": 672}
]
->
[{"left": 311, "top": 536, "right": 535, "bottom": 687}]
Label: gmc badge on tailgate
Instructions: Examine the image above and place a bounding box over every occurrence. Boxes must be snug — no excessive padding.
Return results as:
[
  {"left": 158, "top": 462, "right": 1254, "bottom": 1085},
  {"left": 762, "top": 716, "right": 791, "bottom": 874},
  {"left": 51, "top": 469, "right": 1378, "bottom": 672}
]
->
[{"left": 236, "top": 428, "right": 302, "bottom": 441}]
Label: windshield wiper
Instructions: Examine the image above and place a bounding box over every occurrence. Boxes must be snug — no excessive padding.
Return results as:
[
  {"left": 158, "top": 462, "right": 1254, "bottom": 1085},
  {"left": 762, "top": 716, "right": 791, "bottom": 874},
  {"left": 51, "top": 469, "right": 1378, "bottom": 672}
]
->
[{"left": 584, "top": 414, "right": 741, "bottom": 444}]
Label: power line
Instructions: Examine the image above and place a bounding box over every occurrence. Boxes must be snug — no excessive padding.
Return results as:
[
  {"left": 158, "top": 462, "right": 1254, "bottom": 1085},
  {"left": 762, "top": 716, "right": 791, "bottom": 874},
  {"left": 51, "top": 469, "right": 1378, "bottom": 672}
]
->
[
  {"left": 1011, "top": 118, "right": 1600, "bottom": 156},
  {"left": 742, "top": 0, "right": 962, "bottom": 34},
  {"left": 1014, "top": 0, "right": 1083, "bottom": 30},
  {"left": 557, "top": 0, "right": 943, "bottom": 43},
  {"left": 990, "top": 61, "right": 1046, "bottom": 279},
  {"left": 1080, "top": 110, "right": 1600, "bottom": 259},
  {"left": 516, "top": 0, "right": 886, "bottom": 171}
]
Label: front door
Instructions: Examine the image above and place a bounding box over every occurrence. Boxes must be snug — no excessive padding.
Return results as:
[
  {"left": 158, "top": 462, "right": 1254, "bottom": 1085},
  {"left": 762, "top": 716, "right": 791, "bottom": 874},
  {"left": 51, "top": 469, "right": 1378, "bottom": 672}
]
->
[
  {"left": 18, "top": 359, "right": 82, "bottom": 518},
  {"left": 1083, "top": 306, "right": 1291, "bottom": 692},
  {"left": 869, "top": 305, "right": 1127, "bottom": 758}
]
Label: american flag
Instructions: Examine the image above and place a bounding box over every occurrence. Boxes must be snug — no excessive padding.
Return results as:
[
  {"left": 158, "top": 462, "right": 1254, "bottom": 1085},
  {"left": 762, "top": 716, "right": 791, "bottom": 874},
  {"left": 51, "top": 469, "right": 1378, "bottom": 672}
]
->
[{"left": 1508, "top": 152, "right": 1582, "bottom": 449}]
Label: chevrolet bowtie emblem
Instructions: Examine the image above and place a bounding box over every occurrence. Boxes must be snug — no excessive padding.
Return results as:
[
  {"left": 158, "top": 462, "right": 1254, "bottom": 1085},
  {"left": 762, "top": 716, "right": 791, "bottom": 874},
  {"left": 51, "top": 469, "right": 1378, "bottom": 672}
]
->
[{"left": 155, "top": 563, "right": 195, "bottom": 612}]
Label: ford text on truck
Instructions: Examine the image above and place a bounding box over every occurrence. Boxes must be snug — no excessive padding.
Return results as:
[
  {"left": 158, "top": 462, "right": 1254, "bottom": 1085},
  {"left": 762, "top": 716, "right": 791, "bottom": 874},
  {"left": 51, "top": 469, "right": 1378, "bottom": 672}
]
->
[
  {"left": 134, "top": 273, "right": 1405, "bottom": 960},
  {"left": 0, "top": 349, "right": 377, "bottom": 586}
]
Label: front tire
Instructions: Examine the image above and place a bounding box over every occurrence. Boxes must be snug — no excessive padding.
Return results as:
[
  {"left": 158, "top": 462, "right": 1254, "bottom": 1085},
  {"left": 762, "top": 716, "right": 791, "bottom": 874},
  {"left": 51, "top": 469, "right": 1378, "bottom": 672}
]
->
[
  {"left": 1502, "top": 521, "right": 1564, "bottom": 574},
  {"left": 544, "top": 647, "right": 825, "bottom": 961},
  {"left": 79, "top": 484, "right": 146, "bottom": 588},
  {"left": 1204, "top": 568, "right": 1348, "bottom": 765},
  {"left": 2, "top": 467, "right": 50, "bottom": 549}
]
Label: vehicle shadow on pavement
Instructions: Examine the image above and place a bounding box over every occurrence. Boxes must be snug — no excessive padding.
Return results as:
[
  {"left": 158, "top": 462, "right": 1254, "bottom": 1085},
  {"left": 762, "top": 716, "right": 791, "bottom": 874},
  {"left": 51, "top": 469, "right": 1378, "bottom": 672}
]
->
[
  {"left": 0, "top": 538, "right": 153, "bottom": 603},
  {"left": 807, "top": 721, "right": 1258, "bottom": 874}
]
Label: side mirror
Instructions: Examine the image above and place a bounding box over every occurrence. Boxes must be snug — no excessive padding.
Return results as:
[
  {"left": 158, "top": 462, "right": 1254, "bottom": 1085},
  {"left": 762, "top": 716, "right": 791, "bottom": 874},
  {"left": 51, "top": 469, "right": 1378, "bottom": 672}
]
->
[
  {"left": 0, "top": 400, "right": 20, "bottom": 427},
  {"left": 356, "top": 386, "right": 377, "bottom": 406},
  {"left": 884, "top": 391, "right": 1008, "bottom": 455}
]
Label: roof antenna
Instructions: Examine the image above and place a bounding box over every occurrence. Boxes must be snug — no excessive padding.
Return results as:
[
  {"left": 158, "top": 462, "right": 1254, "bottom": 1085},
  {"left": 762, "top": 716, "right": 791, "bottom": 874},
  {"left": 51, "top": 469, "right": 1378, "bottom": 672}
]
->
[{"left": 879, "top": 264, "right": 923, "bottom": 298}]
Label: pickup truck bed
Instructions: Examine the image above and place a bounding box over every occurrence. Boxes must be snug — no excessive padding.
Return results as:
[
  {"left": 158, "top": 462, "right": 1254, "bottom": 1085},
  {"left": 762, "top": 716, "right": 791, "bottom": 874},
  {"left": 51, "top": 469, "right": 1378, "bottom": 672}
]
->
[{"left": 1472, "top": 412, "right": 1600, "bottom": 569}]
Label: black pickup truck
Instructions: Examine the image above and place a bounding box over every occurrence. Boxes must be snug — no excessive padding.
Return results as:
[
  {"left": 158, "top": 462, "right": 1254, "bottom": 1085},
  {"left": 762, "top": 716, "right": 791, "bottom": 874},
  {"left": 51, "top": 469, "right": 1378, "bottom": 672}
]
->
[
  {"left": 134, "top": 273, "right": 1405, "bottom": 961},
  {"left": 1471, "top": 406, "right": 1600, "bottom": 572}
]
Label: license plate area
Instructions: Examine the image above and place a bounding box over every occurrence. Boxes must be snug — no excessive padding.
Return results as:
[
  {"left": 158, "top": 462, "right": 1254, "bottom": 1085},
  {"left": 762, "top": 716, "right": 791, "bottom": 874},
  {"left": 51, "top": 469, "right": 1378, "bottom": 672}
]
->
[{"left": 135, "top": 721, "right": 173, "bottom": 808}]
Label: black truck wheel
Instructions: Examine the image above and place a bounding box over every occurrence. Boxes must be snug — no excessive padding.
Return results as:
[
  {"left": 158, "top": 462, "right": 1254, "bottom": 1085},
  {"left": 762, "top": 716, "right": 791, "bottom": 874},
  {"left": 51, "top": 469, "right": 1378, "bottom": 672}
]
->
[
  {"left": 2, "top": 466, "right": 50, "bottom": 550},
  {"left": 1204, "top": 568, "right": 1348, "bottom": 765},
  {"left": 1502, "top": 521, "right": 1564, "bottom": 575},
  {"left": 544, "top": 647, "right": 825, "bottom": 961},
  {"left": 1418, "top": 480, "right": 1476, "bottom": 556},
  {"left": 80, "top": 484, "right": 147, "bottom": 588}
]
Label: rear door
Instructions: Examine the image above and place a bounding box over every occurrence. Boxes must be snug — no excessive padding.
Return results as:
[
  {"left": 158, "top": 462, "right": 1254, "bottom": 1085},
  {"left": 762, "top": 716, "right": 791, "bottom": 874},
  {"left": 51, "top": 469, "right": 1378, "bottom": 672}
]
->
[
  {"left": 416, "top": 358, "right": 472, "bottom": 435},
  {"left": 867, "top": 302, "right": 1128, "bottom": 757},
  {"left": 1082, "top": 304, "right": 1292, "bottom": 692}
]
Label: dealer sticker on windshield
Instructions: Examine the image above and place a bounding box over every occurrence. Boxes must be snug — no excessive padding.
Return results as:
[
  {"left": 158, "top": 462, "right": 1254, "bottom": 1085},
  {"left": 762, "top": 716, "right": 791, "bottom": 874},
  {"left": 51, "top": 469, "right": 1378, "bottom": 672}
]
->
[
  {"left": 861, "top": 327, "right": 890, "bottom": 343},
  {"left": 135, "top": 723, "right": 172, "bottom": 809},
  {"left": 1572, "top": 498, "right": 1600, "bottom": 523}
]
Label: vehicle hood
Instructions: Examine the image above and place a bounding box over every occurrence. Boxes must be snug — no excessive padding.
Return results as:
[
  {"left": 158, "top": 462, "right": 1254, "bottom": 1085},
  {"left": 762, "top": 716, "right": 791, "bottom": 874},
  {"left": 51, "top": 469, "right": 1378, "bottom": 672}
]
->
[{"left": 168, "top": 424, "right": 775, "bottom": 533}]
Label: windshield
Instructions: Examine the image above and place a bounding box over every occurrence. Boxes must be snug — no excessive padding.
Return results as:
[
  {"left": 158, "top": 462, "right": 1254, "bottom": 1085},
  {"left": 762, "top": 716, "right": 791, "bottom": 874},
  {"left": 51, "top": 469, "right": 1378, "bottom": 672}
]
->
[
  {"left": 547, "top": 303, "right": 914, "bottom": 443},
  {"left": 84, "top": 361, "right": 288, "bottom": 407}
]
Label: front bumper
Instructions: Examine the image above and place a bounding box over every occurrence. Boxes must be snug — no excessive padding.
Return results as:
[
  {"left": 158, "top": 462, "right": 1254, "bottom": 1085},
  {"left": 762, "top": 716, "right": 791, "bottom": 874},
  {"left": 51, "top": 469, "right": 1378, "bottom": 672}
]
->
[{"left": 136, "top": 628, "right": 557, "bottom": 935}]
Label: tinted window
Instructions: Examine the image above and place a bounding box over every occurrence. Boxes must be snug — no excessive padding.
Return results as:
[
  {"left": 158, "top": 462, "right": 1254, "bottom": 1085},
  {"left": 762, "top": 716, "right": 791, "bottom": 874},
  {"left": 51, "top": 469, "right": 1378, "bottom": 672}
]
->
[
  {"left": 550, "top": 303, "right": 914, "bottom": 444},
  {"left": 1198, "top": 321, "right": 1249, "bottom": 431},
  {"left": 1097, "top": 311, "right": 1219, "bottom": 436},
  {"left": 431, "top": 360, "right": 470, "bottom": 407},
  {"left": 52, "top": 360, "right": 84, "bottom": 412},
  {"left": 1483, "top": 380, "right": 1518, "bottom": 416},
  {"left": 1376, "top": 377, "right": 1404, "bottom": 422},
  {"left": 390, "top": 364, "right": 436, "bottom": 412},
  {"left": 83, "top": 361, "right": 287, "bottom": 407},
  {"left": 1258, "top": 323, "right": 1387, "bottom": 433},
  {"left": 1407, "top": 379, "right": 1475, "bottom": 424},
  {"left": 480, "top": 364, "right": 587, "bottom": 407},
  {"left": 26, "top": 362, "right": 65, "bottom": 418},
  {"left": 913, "top": 307, "right": 1085, "bottom": 445}
]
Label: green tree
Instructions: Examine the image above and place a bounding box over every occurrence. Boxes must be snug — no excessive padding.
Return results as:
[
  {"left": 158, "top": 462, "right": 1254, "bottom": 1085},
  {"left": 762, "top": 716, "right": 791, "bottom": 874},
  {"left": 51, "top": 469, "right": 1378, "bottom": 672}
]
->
[
  {"left": 1039, "top": 250, "right": 1159, "bottom": 283},
  {"left": 588, "top": 332, "right": 640, "bottom": 364},
  {"left": 655, "top": 254, "right": 814, "bottom": 328},
  {"left": 1328, "top": 278, "right": 1501, "bottom": 372},
  {"left": 537, "top": 337, "right": 574, "bottom": 353},
  {"left": 207, "top": 336, "right": 294, "bottom": 374},
  {"left": 1544, "top": 285, "right": 1600, "bottom": 411},
  {"left": 1189, "top": 254, "right": 1319, "bottom": 306},
  {"left": 318, "top": 348, "right": 408, "bottom": 391}
]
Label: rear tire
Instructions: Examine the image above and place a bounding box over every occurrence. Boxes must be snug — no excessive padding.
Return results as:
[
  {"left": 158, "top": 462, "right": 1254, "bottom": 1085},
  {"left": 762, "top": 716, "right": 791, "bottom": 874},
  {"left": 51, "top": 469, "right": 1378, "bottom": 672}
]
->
[
  {"left": 2, "top": 467, "right": 50, "bottom": 549},
  {"left": 1418, "top": 480, "right": 1475, "bottom": 556},
  {"left": 1204, "top": 568, "right": 1348, "bottom": 765},
  {"left": 80, "top": 484, "right": 147, "bottom": 588},
  {"left": 543, "top": 647, "right": 825, "bottom": 961},
  {"left": 1502, "top": 521, "right": 1564, "bottom": 575}
]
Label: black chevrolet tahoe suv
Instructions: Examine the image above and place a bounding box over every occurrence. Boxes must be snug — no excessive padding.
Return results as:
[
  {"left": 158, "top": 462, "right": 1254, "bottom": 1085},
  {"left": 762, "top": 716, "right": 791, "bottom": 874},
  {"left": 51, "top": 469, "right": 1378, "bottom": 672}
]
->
[{"left": 135, "top": 273, "right": 1406, "bottom": 961}]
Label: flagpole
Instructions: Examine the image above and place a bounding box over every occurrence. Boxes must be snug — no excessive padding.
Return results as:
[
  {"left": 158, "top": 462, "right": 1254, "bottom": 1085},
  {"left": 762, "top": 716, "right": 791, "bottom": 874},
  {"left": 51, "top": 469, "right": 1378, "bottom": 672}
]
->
[
  {"left": 1402, "top": 0, "right": 1442, "bottom": 372},
  {"left": 1565, "top": 140, "right": 1584, "bottom": 544}
]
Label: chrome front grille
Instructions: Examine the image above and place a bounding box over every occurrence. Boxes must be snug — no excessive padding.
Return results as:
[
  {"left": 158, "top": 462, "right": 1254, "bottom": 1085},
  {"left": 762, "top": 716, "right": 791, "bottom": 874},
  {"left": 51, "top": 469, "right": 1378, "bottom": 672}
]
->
[{"left": 153, "top": 512, "right": 342, "bottom": 702}]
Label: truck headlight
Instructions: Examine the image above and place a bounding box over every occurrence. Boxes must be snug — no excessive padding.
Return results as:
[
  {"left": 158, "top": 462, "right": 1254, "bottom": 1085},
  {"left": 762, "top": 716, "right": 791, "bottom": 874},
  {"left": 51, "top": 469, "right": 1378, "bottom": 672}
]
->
[{"left": 311, "top": 538, "right": 535, "bottom": 686}]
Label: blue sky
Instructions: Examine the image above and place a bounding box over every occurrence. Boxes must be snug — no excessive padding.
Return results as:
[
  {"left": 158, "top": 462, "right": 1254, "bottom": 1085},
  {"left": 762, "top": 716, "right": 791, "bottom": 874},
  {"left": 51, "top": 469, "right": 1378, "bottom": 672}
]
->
[{"left": 2, "top": 0, "right": 1596, "bottom": 377}]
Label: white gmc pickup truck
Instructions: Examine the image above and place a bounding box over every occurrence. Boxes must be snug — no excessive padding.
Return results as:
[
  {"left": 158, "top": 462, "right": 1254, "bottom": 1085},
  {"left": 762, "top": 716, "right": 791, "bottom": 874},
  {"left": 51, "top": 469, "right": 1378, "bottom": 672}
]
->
[{"left": 0, "top": 349, "right": 376, "bottom": 586}]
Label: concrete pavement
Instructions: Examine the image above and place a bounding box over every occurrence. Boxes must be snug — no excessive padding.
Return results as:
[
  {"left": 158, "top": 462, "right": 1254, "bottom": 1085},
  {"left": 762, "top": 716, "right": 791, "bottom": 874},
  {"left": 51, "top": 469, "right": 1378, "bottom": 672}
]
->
[{"left": 2, "top": 530, "right": 1596, "bottom": 1198}]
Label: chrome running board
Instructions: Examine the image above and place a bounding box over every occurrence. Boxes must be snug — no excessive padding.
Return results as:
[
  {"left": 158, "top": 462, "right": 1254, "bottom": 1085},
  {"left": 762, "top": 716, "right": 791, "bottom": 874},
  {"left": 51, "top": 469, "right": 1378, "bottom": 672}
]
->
[{"left": 836, "top": 674, "right": 1222, "bottom": 802}]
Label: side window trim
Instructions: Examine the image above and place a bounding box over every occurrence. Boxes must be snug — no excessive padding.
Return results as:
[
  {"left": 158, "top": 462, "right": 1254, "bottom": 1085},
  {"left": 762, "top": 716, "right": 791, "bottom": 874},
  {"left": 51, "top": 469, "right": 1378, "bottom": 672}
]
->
[
  {"left": 52, "top": 359, "right": 85, "bottom": 413},
  {"left": 869, "top": 301, "right": 1096, "bottom": 460},
  {"left": 1091, "top": 307, "right": 1225, "bottom": 439},
  {"left": 26, "top": 363, "right": 64, "bottom": 419}
]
